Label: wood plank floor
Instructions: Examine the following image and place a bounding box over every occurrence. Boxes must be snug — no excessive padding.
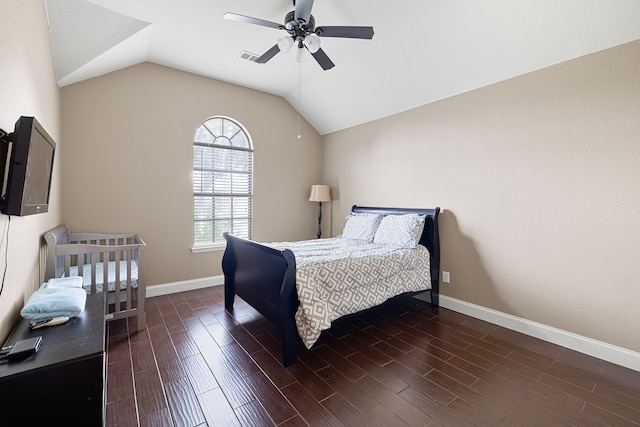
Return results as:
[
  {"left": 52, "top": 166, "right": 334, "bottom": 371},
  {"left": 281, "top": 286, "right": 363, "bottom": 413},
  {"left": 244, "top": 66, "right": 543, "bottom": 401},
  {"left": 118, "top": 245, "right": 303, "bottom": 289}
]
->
[{"left": 105, "top": 287, "right": 640, "bottom": 426}]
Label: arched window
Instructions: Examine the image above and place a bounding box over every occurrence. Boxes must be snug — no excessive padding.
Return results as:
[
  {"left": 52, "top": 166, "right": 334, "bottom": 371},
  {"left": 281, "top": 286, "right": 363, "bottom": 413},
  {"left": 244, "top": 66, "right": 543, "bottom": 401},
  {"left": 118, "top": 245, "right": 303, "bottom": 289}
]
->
[{"left": 193, "top": 117, "right": 253, "bottom": 247}]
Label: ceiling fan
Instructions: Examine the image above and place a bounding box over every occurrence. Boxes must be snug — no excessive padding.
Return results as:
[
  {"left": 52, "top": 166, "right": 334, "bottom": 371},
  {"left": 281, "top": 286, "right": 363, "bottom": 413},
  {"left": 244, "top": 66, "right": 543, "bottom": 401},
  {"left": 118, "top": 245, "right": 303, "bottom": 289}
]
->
[{"left": 224, "top": 0, "right": 374, "bottom": 70}]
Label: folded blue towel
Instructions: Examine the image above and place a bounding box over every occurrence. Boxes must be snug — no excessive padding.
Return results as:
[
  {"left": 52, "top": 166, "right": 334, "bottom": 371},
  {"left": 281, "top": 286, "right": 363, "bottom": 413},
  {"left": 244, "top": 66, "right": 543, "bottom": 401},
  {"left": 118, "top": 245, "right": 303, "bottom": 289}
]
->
[
  {"left": 45, "top": 276, "right": 83, "bottom": 289},
  {"left": 20, "top": 286, "right": 87, "bottom": 320}
]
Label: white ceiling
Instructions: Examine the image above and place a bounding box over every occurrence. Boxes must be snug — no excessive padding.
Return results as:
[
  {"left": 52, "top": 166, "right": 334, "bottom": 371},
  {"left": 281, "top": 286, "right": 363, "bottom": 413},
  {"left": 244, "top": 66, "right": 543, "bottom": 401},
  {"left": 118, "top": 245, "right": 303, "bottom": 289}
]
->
[{"left": 45, "top": 0, "right": 640, "bottom": 135}]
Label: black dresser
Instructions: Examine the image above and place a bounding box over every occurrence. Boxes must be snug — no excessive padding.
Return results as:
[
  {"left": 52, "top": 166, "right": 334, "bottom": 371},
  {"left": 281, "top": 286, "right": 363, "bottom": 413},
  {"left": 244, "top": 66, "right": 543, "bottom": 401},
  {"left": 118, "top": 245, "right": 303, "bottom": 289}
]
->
[{"left": 0, "top": 292, "right": 105, "bottom": 425}]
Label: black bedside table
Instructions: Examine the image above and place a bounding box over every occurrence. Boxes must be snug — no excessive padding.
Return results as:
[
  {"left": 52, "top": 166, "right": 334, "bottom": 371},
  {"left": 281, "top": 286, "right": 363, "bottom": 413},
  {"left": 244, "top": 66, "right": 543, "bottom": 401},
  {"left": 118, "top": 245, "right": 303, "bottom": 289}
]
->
[{"left": 0, "top": 292, "right": 106, "bottom": 425}]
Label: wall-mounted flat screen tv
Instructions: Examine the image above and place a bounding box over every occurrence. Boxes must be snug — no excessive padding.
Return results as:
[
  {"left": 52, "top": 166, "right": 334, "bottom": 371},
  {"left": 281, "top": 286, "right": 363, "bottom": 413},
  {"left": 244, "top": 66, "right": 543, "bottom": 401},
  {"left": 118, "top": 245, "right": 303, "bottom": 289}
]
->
[{"left": 1, "top": 116, "right": 56, "bottom": 216}]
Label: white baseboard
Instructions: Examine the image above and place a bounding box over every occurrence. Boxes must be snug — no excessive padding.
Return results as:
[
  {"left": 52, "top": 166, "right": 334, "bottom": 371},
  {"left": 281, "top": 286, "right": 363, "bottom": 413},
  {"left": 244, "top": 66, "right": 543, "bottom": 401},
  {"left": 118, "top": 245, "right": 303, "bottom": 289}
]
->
[
  {"left": 439, "top": 295, "right": 640, "bottom": 373},
  {"left": 146, "top": 279, "right": 640, "bottom": 372},
  {"left": 146, "top": 275, "right": 224, "bottom": 297}
]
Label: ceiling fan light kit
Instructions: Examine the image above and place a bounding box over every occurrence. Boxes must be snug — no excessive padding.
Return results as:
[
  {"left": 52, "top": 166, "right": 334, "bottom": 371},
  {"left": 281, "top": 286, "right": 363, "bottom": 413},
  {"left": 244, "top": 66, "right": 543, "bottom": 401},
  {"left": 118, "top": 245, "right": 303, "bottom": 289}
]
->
[{"left": 224, "top": 0, "right": 374, "bottom": 70}]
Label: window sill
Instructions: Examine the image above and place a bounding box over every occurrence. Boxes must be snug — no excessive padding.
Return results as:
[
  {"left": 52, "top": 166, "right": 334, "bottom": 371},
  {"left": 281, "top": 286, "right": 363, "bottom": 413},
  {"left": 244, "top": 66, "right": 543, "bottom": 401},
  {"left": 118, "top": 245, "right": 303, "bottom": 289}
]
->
[{"left": 191, "top": 243, "right": 226, "bottom": 253}]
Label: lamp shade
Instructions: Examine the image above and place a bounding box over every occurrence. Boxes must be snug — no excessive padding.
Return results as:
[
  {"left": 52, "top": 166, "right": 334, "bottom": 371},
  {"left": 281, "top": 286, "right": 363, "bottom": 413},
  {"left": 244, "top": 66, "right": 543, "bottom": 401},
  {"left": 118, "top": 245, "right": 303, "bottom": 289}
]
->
[
  {"left": 309, "top": 185, "right": 331, "bottom": 202},
  {"left": 295, "top": 46, "right": 309, "bottom": 63},
  {"left": 277, "top": 36, "right": 294, "bottom": 53},
  {"left": 303, "top": 34, "right": 321, "bottom": 53}
]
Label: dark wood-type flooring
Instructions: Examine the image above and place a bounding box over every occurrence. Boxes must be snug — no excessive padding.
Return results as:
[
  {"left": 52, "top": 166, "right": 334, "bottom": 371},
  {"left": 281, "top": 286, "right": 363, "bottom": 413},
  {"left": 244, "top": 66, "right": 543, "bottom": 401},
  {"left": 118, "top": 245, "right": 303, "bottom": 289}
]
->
[{"left": 105, "top": 287, "right": 640, "bottom": 426}]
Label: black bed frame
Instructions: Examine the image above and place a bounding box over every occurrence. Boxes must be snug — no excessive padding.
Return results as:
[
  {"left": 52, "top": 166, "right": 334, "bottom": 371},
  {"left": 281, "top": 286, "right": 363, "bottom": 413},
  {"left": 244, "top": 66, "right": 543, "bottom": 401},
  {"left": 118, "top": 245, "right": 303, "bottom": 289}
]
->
[{"left": 222, "top": 205, "right": 440, "bottom": 366}]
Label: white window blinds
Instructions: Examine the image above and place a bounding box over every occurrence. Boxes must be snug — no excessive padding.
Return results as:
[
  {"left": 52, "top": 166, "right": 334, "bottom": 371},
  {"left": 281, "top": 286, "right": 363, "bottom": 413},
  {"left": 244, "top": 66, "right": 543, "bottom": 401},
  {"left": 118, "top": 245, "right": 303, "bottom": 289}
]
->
[{"left": 193, "top": 117, "right": 253, "bottom": 245}]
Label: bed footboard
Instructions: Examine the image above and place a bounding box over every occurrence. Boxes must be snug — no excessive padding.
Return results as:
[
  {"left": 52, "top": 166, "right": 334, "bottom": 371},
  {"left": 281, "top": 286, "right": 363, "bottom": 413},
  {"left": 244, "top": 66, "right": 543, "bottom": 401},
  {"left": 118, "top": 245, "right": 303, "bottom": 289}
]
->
[{"left": 222, "top": 232, "right": 299, "bottom": 366}]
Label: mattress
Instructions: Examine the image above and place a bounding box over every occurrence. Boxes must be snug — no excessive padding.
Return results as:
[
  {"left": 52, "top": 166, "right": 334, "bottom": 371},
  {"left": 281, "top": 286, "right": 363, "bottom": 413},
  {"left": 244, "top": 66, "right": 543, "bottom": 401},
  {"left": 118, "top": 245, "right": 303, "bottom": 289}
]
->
[
  {"left": 69, "top": 260, "right": 139, "bottom": 293},
  {"left": 269, "top": 238, "right": 431, "bottom": 348}
]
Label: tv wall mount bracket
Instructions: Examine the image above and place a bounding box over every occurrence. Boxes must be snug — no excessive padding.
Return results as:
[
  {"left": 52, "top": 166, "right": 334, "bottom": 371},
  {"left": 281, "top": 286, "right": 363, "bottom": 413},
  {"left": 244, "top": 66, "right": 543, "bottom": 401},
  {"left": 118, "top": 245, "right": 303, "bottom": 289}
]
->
[{"left": 0, "top": 128, "right": 12, "bottom": 145}]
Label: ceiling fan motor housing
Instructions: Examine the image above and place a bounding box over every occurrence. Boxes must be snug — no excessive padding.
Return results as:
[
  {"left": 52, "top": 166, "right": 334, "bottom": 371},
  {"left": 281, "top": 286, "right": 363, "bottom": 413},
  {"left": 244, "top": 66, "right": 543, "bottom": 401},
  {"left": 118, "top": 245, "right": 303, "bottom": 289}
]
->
[{"left": 284, "top": 11, "right": 315, "bottom": 36}]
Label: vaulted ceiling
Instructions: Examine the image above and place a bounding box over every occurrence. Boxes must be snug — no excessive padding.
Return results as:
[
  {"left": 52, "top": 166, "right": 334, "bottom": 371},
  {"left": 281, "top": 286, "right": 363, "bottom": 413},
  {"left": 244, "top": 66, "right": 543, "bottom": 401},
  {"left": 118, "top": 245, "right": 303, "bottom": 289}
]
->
[{"left": 45, "top": 0, "right": 640, "bottom": 135}]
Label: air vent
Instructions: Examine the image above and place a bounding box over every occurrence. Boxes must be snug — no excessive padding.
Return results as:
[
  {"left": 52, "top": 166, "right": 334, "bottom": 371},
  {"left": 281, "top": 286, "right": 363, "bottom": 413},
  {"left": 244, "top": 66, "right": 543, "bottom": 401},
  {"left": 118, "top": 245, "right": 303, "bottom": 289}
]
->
[{"left": 239, "top": 51, "right": 259, "bottom": 62}]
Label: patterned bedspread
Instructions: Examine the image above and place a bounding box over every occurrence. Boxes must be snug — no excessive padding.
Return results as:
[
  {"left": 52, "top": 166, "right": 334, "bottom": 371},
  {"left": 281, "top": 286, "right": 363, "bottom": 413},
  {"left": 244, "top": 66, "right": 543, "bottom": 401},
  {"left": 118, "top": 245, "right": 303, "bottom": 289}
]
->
[{"left": 269, "top": 238, "right": 431, "bottom": 348}]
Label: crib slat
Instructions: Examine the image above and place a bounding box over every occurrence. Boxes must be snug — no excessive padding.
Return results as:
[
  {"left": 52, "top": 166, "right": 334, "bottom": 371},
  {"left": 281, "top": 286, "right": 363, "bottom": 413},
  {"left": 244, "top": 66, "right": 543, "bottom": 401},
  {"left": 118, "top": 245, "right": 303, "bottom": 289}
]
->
[
  {"left": 114, "top": 250, "right": 121, "bottom": 313},
  {"left": 126, "top": 249, "right": 132, "bottom": 311},
  {"left": 91, "top": 252, "right": 98, "bottom": 295},
  {"left": 64, "top": 255, "right": 70, "bottom": 278}
]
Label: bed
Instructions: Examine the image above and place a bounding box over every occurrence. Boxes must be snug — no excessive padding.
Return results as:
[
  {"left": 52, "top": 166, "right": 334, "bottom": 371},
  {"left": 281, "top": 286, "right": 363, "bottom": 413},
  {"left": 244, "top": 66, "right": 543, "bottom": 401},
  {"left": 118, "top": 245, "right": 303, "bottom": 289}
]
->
[
  {"left": 222, "top": 205, "right": 440, "bottom": 366},
  {"left": 44, "top": 224, "right": 147, "bottom": 331}
]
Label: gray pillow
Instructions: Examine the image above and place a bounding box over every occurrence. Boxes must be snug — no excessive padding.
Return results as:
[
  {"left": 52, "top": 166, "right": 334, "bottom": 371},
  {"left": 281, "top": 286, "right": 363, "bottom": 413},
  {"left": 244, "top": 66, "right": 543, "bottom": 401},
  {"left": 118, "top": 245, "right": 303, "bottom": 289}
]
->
[
  {"left": 340, "top": 213, "right": 383, "bottom": 242},
  {"left": 373, "top": 214, "right": 426, "bottom": 248}
]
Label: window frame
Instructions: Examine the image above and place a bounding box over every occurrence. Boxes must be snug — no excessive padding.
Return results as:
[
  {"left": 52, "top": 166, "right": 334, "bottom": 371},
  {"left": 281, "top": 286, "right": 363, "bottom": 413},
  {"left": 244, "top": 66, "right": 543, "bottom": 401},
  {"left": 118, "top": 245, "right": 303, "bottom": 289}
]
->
[{"left": 191, "top": 116, "right": 253, "bottom": 252}]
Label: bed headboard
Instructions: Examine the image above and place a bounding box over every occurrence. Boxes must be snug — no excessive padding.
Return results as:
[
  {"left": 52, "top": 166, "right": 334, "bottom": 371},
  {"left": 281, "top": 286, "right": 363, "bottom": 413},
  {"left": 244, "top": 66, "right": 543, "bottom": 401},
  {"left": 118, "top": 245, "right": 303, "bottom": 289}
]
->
[{"left": 351, "top": 205, "right": 441, "bottom": 304}]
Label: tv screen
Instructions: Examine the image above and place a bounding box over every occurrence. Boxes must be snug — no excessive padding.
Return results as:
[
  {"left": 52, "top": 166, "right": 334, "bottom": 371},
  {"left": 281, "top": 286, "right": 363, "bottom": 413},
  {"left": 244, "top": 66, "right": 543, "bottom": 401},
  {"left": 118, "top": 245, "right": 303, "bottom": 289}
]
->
[{"left": 1, "top": 116, "right": 56, "bottom": 216}]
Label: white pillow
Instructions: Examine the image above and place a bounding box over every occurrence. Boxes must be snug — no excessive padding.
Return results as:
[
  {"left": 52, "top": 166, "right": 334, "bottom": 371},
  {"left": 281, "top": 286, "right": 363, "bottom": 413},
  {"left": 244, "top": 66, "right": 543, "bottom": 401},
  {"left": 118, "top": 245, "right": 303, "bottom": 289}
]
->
[
  {"left": 373, "top": 214, "right": 426, "bottom": 248},
  {"left": 340, "top": 213, "right": 383, "bottom": 242}
]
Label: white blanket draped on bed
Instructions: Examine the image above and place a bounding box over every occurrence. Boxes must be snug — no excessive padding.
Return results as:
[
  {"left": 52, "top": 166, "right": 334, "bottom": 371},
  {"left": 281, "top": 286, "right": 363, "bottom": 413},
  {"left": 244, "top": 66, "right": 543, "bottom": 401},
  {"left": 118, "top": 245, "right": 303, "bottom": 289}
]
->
[{"left": 269, "top": 238, "right": 431, "bottom": 349}]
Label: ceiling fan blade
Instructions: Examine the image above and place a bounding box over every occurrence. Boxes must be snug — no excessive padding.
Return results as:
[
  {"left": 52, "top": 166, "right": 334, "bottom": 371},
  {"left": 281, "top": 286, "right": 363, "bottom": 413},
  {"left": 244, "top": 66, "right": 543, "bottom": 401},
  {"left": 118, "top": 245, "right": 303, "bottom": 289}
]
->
[
  {"left": 224, "top": 12, "right": 282, "bottom": 30},
  {"left": 310, "top": 47, "right": 335, "bottom": 70},
  {"left": 315, "top": 26, "right": 374, "bottom": 39},
  {"left": 255, "top": 44, "right": 281, "bottom": 63},
  {"left": 294, "top": 0, "right": 314, "bottom": 24}
]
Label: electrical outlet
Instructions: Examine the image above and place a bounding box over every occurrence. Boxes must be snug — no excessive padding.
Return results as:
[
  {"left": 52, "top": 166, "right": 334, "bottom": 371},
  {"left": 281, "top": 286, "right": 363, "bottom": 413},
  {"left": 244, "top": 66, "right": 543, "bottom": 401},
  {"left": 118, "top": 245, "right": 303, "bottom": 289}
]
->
[{"left": 442, "top": 271, "right": 450, "bottom": 283}]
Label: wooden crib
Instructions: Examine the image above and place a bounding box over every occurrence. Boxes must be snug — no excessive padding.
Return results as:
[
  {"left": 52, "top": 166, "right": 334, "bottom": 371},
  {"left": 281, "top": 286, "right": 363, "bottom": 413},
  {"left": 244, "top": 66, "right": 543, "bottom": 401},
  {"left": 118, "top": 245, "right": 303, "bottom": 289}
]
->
[{"left": 44, "top": 224, "right": 147, "bottom": 331}]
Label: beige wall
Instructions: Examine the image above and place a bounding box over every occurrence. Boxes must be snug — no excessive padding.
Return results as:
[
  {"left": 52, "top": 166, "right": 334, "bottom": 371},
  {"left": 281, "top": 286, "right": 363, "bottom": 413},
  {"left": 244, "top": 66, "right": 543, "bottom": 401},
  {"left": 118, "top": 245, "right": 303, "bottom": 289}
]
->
[
  {"left": 61, "top": 63, "right": 322, "bottom": 286},
  {"left": 323, "top": 40, "right": 640, "bottom": 353},
  {"left": 0, "top": 1, "right": 62, "bottom": 342}
]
